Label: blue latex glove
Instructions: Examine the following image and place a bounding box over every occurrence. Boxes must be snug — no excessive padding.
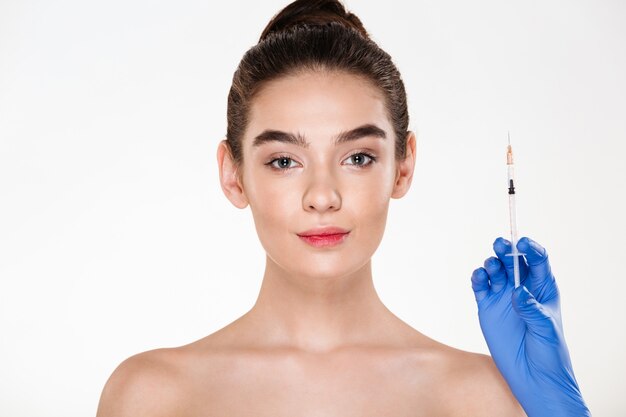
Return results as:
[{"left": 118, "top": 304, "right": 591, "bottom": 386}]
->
[{"left": 471, "top": 236, "right": 592, "bottom": 417}]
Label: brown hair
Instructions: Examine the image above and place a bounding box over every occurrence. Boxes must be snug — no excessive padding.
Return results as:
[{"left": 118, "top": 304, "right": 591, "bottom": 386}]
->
[{"left": 225, "top": 0, "right": 410, "bottom": 173}]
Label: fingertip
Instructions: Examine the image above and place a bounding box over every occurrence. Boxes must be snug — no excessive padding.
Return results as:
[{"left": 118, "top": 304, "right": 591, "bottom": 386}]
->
[
  {"left": 483, "top": 256, "right": 501, "bottom": 272},
  {"left": 517, "top": 236, "right": 531, "bottom": 252},
  {"left": 517, "top": 236, "right": 547, "bottom": 263},
  {"left": 512, "top": 283, "right": 526, "bottom": 296},
  {"left": 492, "top": 236, "right": 508, "bottom": 246},
  {"left": 512, "top": 285, "right": 534, "bottom": 303},
  {"left": 471, "top": 267, "right": 490, "bottom": 299},
  {"left": 511, "top": 285, "right": 523, "bottom": 307},
  {"left": 493, "top": 237, "right": 510, "bottom": 256},
  {"left": 471, "top": 267, "right": 489, "bottom": 286},
  {"left": 471, "top": 266, "right": 487, "bottom": 279},
  {"left": 512, "top": 286, "right": 553, "bottom": 325}
]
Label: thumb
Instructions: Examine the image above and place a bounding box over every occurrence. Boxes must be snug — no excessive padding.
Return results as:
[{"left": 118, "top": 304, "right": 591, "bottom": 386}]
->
[{"left": 512, "top": 285, "right": 557, "bottom": 341}]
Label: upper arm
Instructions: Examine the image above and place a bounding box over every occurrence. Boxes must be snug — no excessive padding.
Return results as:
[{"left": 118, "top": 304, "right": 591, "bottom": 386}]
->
[
  {"left": 96, "top": 350, "right": 185, "bottom": 417},
  {"left": 447, "top": 353, "right": 528, "bottom": 417}
]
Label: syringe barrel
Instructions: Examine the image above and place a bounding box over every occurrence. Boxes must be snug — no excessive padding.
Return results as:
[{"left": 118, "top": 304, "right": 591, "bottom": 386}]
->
[{"left": 508, "top": 193, "right": 518, "bottom": 242}]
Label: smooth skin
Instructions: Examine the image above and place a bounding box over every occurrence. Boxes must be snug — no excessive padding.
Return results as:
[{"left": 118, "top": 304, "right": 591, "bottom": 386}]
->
[{"left": 96, "top": 70, "right": 526, "bottom": 417}]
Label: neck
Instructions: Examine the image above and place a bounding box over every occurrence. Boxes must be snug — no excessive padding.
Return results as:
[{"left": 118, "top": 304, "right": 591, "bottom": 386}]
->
[{"left": 240, "top": 255, "right": 409, "bottom": 353}]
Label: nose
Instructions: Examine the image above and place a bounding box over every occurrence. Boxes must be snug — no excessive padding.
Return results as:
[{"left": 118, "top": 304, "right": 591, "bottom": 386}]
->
[{"left": 302, "top": 171, "right": 342, "bottom": 213}]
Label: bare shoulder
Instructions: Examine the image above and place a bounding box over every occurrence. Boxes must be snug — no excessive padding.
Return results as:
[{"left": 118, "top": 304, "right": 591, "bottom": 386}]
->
[
  {"left": 440, "top": 348, "right": 527, "bottom": 417},
  {"left": 95, "top": 319, "right": 253, "bottom": 417},
  {"left": 96, "top": 347, "right": 192, "bottom": 417}
]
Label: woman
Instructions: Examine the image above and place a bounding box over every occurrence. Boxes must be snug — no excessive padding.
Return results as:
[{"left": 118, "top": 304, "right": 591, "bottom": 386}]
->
[{"left": 96, "top": 1, "right": 591, "bottom": 415}]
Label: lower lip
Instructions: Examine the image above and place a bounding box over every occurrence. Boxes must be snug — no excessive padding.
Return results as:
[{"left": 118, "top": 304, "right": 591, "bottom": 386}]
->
[{"left": 298, "top": 232, "right": 349, "bottom": 248}]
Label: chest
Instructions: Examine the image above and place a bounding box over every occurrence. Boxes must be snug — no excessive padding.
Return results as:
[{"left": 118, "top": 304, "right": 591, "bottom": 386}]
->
[{"left": 183, "top": 350, "right": 452, "bottom": 417}]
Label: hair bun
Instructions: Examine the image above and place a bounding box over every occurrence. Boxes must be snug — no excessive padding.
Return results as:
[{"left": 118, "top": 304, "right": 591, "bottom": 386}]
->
[{"left": 259, "top": 0, "right": 368, "bottom": 42}]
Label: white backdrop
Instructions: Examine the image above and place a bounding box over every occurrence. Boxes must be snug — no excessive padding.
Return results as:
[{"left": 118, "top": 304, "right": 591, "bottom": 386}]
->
[{"left": 1, "top": 0, "right": 624, "bottom": 415}]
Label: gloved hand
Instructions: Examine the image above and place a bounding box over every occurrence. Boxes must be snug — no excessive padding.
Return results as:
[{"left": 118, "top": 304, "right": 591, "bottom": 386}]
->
[{"left": 471, "top": 236, "right": 592, "bottom": 417}]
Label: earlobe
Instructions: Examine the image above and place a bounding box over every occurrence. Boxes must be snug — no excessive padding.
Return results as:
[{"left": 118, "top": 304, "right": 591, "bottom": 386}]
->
[
  {"left": 391, "top": 131, "right": 417, "bottom": 199},
  {"left": 216, "top": 140, "right": 249, "bottom": 209}
]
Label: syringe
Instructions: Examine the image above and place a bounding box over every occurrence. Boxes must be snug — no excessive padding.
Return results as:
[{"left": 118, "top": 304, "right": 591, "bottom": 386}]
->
[{"left": 505, "top": 132, "right": 524, "bottom": 288}]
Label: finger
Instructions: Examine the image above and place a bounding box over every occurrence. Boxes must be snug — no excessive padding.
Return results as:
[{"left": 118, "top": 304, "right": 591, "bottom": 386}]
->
[
  {"left": 483, "top": 256, "right": 507, "bottom": 294},
  {"left": 516, "top": 236, "right": 556, "bottom": 299},
  {"left": 493, "top": 237, "right": 529, "bottom": 287},
  {"left": 471, "top": 267, "right": 490, "bottom": 303},
  {"left": 511, "top": 285, "right": 557, "bottom": 340}
]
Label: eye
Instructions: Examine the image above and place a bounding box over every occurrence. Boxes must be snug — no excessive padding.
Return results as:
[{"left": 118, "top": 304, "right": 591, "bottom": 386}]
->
[
  {"left": 265, "top": 151, "right": 377, "bottom": 172},
  {"left": 345, "top": 152, "right": 376, "bottom": 167},
  {"left": 266, "top": 155, "right": 299, "bottom": 171}
]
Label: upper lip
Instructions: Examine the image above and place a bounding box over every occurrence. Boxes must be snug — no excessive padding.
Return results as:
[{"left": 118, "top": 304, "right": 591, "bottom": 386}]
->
[{"left": 297, "top": 226, "right": 350, "bottom": 237}]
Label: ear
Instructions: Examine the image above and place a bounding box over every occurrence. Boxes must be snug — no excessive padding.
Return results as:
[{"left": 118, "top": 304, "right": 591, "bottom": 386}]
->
[
  {"left": 391, "top": 131, "right": 417, "bottom": 199},
  {"left": 216, "top": 140, "right": 249, "bottom": 209}
]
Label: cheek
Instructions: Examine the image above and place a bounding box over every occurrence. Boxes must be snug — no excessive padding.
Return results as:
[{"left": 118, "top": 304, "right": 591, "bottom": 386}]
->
[
  {"left": 360, "top": 193, "right": 391, "bottom": 241},
  {"left": 348, "top": 166, "right": 395, "bottom": 216},
  {"left": 367, "top": 165, "right": 398, "bottom": 237},
  {"left": 256, "top": 185, "right": 295, "bottom": 226},
  {"left": 244, "top": 174, "right": 299, "bottom": 240}
]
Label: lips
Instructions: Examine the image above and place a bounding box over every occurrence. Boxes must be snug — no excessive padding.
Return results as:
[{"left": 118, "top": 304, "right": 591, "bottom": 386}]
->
[
  {"left": 297, "top": 226, "right": 350, "bottom": 237},
  {"left": 297, "top": 227, "right": 350, "bottom": 248}
]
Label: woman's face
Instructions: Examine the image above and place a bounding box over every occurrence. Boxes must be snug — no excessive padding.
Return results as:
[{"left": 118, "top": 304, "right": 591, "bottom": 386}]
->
[{"left": 221, "top": 70, "right": 415, "bottom": 281}]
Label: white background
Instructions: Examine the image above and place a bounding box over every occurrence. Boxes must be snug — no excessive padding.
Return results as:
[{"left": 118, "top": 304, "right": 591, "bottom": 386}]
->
[{"left": 1, "top": 0, "right": 625, "bottom": 415}]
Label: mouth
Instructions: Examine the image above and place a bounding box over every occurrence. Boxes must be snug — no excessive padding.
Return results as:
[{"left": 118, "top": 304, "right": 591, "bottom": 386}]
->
[
  {"left": 297, "top": 226, "right": 350, "bottom": 237},
  {"left": 297, "top": 227, "right": 350, "bottom": 248}
]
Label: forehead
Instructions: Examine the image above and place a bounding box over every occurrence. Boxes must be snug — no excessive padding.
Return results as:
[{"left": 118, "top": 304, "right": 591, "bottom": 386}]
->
[{"left": 245, "top": 71, "right": 391, "bottom": 145}]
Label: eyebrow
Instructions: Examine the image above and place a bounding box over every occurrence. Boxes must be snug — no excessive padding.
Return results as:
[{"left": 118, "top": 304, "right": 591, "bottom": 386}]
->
[{"left": 251, "top": 123, "right": 387, "bottom": 149}]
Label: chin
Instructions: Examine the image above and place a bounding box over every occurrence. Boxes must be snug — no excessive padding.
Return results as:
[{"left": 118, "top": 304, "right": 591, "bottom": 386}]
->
[{"left": 289, "top": 251, "right": 369, "bottom": 279}]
